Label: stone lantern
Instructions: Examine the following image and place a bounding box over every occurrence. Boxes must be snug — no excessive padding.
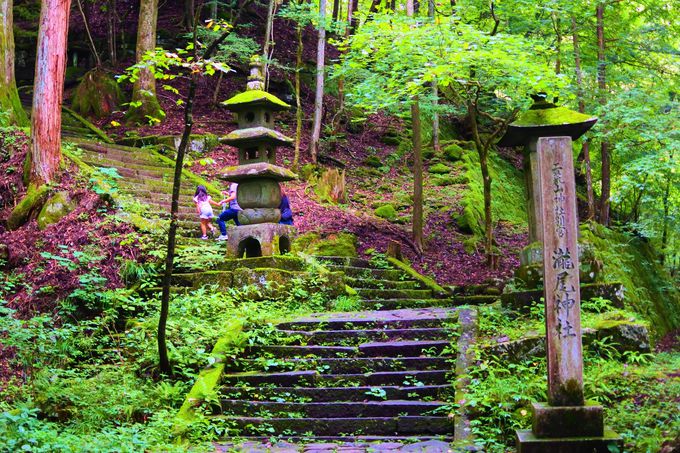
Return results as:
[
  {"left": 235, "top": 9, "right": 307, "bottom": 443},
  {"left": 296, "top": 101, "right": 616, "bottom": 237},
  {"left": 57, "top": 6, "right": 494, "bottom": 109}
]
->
[
  {"left": 499, "top": 95, "right": 600, "bottom": 287},
  {"left": 219, "top": 55, "right": 297, "bottom": 258},
  {"left": 499, "top": 96, "right": 620, "bottom": 451}
]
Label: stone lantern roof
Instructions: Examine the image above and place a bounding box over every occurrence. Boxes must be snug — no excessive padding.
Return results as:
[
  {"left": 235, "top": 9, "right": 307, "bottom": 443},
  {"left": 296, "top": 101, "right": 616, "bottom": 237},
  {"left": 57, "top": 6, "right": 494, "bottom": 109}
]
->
[
  {"left": 498, "top": 95, "right": 597, "bottom": 147},
  {"left": 220, "top": 126, "right": 293, "bottom": 148},
  {"left": 221, "top": 55, "right": 291, "bottom": 112}
]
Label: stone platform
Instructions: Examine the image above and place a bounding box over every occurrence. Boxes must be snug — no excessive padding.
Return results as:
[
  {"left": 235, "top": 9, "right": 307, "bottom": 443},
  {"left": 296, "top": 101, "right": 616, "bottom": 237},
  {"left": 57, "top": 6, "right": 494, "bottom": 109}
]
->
[{"left": 225, "top": 223, "right": 296, "bottom": 258}]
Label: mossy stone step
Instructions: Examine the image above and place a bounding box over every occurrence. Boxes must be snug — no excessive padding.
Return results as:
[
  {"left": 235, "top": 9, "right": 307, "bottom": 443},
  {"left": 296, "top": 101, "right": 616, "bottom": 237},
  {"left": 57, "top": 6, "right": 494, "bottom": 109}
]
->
[
  {"left": 249, "top": 340, "right": 450, "bottom": 358},
  {"left": 221, "top": 369, "right": 451, "bottom": 387},
  {"left": 277, "top": 327, "right": 454, "bottom": 345},
  {"left": 233, "top": 357, "right": 453, "bottom": 374},
  {"left": 212, "top": 415, "right": 452, "bottom": 436},
  {"left": 344, "top": 277, "right": 422, "bottom": 290},
  {"left": 215, "top": 255, "right": 306, "bottom": 272},
  {"left": 75, "top": 142, "right": 166, "bottom": 165},
  {"left": 219, "top": 384, "right": 453, "bottom": 403},
  {"left": 324, "top": 265, "right": 405, "bottom": 280},
  {"left": 355, "top": 288, "right": 434, "bottom": 300},
  {"left": 219, "top": 400, "right": 448, "bottom": 418},
  {"left": 277, "top": 308, "right": 458, "bottom": 331},
  {"left": 118, "top": 178, "right": 194, "bottom": 193},
  {"left": 452, "top": 295, "right": 500, "bottom": 305},
  {"left": 361, "top": 299, "right": 455, "bottom": 310},
  {"left": 82, "top": 159, "right": 174, "bottom": 180},
  {"left": 314, "top": 256, "right": 373, "bottom": 268},
  {"left": 79, "top": 153, "right": 174, "bottom": 173},
  {"left": 172, "top": 271, "right": 234, "bottom": 288}
]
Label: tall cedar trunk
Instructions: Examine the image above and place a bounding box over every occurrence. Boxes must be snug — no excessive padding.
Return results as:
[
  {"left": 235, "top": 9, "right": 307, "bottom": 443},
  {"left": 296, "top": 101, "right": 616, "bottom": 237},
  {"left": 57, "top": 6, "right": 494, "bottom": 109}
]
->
[
  {"left": 660, "top": 166, "right": 672, "bottom": 265},
  {"left": 185, "top": 0, "right": 195, "bottom": 29},
  {"left": 263, "top": 0, "right": 275, "bottom": 74},
  {"left": 428, "top": 0, "right": 439, "bottom": 151},
  {"left": 293, "top": 24, "right": 303, "bottom": 169},
  {"left": 468, "top": 100, "right": 494, "bottom": 265},
  {"left": 0, "top": 0, "right": 29, "bottom": 127},
  {"left": 406, "top": 0, "right": 423, "bottom": 253},
  {"left": 309, "top": 0, "right": 327, "bottom": 164},
  {"left": 349, "top": 0, "right": 358, "bottom": 33},
  {"left": 107, "top": 0, "right": 117, "bottom": 65},
  {"left": 128, "top": 0, "right": 164, "bottom": 124},
  {"left": 30, "top": 0, "right": 71, "bottom": 186},
  {"left": 553, "top": 13, "right": 561, "bottom": 74},
  {"left": 597, "top": 2, "right": 610, "bottom": 225},
  {"left": 411, "top": 99, "right": 424, "bottom": 254},
  {"left": 332, "top": 0, "right": 340, "bottom": 22},
  {"left": 158, "top": 25, "right": 233, "bottom": 376},
  {"left": 572, "top": 16, "right": 595, "bottom": 219}
]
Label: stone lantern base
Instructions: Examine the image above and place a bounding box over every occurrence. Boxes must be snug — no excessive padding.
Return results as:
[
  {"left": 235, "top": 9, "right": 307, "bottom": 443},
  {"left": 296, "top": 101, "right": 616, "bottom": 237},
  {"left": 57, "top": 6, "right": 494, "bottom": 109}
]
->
[
  {"left": 516, "top": 402, "right": 621, "bottom": 453},
  {"left": 225, "top": 223, "right": 296, "bottom": 258}
]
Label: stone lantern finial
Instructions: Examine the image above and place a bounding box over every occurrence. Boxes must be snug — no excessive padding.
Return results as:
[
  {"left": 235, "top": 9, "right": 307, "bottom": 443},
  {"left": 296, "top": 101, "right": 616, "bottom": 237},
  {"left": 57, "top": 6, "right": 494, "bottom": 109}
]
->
[{"left": 247, "top": 54, "right": 265, "bottom": 91}]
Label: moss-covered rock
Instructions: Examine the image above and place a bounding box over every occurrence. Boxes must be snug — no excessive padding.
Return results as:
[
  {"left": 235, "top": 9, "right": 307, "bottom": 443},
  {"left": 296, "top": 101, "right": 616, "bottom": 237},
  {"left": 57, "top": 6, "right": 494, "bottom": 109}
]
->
[
  {"left": 443, "top": 143, "right": 464, "bottom": 162},
  {"left": 580, "top": 222, "right": 680, "bottom": 336},
  {"left": 71, "top": 69, "right": 124, "bottom": 118},
  {"left": 7, "top": 184, "right": 50, "bottom": 230},
  {"left": 428, "top": 163, "right": 452, "bottom": 174},
  {"left": 363, "top": 155, "right": 382, "bottom": 168},
  {"left": 37, "top": 191, "right": 78, "bottom": 230},
  {"left": 293, "top": 232, "right": 358, "bottom": 257},
  {"left": 374, "top": 204, "right": 397, "bottom": 221}
]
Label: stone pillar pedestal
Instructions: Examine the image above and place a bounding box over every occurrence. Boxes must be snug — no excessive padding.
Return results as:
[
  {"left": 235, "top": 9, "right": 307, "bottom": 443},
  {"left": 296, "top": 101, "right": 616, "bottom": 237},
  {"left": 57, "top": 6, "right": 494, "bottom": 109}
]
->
[{"left": 225, "top": 223, "right": 296, "bottom": 258}]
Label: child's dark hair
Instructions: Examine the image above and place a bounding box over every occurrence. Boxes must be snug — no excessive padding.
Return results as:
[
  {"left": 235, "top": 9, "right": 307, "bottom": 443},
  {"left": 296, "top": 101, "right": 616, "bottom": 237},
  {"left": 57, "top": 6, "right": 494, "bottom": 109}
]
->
[{"left": 194, "top": 185, "right": 209, "bottom": 202}]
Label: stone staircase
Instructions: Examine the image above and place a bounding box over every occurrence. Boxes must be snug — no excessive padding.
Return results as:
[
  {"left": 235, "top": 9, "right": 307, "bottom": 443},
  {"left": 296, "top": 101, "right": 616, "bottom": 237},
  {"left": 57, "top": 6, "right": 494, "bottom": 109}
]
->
[
  {"left": 67, "top": 138, "right": 207, "bottom": 235},
  {"left": 211, "top": 256, "right": 460, "bottom": 444}
]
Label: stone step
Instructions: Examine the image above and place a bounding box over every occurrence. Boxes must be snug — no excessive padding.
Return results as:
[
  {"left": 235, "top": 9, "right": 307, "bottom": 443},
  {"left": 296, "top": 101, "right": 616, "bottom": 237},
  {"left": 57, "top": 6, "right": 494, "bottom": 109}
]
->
[
  {"left": 219, "top": 400, "right": 448, "bottom": 418},
  {"left": 118, "top": 179, "right": 195, "bottom": 194},
  {"left": 361, "top": 299, "right": 454, "bottom": 310},
  {"left": 83, "top": 159, "right": 174, "bottom": 180},
  {"left": 221, "top": 370, "right": 451, "bottom": 387},
  {"left": 214, "top": 438, "right": 455, "bottom": 452},
  {"left": 233, "top": 357, "right": 453, "bottom": 374},
  {"left": 452, "top": 295, "right": 500, "bottom": 305},
  {"left": 344, "top": 277, "right": 422, "bottom": 290},
  {"left": 323, "top": 265, "right": 404, "bottom": 280},
  {"left": 80, "top": 152, "right": 174, "bottom": 173},
  {"left": 211, "top": 416, "right": 453, "bottom": 436},
  {"left": 277, "top": 308, "right": 458, "bottom": 331},
  {"left": 355, "top": 288, "right": 434, "bottom": 300},
  {"left": 220, "top": 384, "right": 454, "bottom": 403},
  {"left": 74, "top": 141, "right": 166, "bottom": 165},
  {"left": 314, "top": 256, "right": 373, "bottom": 268},
  {"left": 277, "top": 327, "right": 454, "bottom": 345},
  {"left": 249, "top": 340, "right": 451, "bottom": 358}
]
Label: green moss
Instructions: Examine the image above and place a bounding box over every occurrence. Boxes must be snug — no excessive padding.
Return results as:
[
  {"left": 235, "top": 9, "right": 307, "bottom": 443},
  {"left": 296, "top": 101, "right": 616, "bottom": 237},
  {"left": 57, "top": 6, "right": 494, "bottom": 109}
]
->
[
  {"left": 443, "top": 143, "right": 464, "bottom": 162},
  {"left": 222, "top": 89, "right": 290, "bottom": 110},
  {"left": 455, "top": 149, "right": 527, "bottom": 240},
  {"left": 7, "top": 183, "right": 50, "bottom": 230},
  {"left": 363, "top": 155, "right": 382, "bottom": 168},
  {"left": 428, "top": 163, "right": 452, "bottom": 174},
  {"left": 293, "top": 232, "right": 358, "bottom": 257},
  {"left": 374, "top": 204, "right": 397, "bottom": 221},
  {"left": 62, "top": 106, "right": 114, "bottom": 144},
  {"left": 71, "top": 69, "right": 124, "bottom": 119},
  {"left": 579, "top": 222, "right": 680, "bottom": 336},
  {"left": 513, "top": 106, "right": 595, "bottom": 127},
  {"left": 386, "top": 257, "right": 448, "bottom": 297},
  {"left": 175, "top": 320, "right": 243, "bottom": 423},
  {"left": 37, "top": 191, "right": 77, "bottom": 230}
]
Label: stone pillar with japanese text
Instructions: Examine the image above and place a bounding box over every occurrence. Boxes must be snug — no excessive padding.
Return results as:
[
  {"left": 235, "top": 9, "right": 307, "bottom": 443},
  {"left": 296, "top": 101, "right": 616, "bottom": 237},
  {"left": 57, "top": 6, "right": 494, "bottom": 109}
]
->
[{"left": 516, "top": 136, "right": 620, "bottom": 453}]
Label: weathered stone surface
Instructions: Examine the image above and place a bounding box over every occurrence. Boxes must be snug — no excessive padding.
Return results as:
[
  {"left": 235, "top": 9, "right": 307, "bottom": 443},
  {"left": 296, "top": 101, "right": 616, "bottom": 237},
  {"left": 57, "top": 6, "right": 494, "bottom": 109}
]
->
[
  {"left": 595, "top": 320, "right": 650, "bottom": 352},
  {"left": 532, "top": 401, "right": 603, "bottom": 438},
  {"left": 537, "top": 136, "right": 584, "bottom": 407},
  {"left": 237, "top": 179, "right": 282, "bottom": 209},
  {"left": 221, "top": 162, "right": 297, "bottom": 182},
  {"left": 501, "top": 283, "right": 625, "bottom": 313},
  {"left": 516, "top": 428, "right": 621, "bottom": 453},
  {"left": 224, "top": 223, "right": 295, "bottom": 258},
  {"left": 399, "top": 440, "right": 453, "bottom": 452},
  {"left": 37, "top": 191, "right": 78, "bottom": 230},
  {"left": 220, "top": 126, "right": 293, "bottom": 148}
]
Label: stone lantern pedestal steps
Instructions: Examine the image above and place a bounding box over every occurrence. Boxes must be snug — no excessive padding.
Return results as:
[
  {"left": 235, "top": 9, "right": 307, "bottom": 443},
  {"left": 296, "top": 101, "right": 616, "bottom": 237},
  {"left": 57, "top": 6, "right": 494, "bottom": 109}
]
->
[{"left": 210, "top": 255, "right": 462, "bottom": 441}]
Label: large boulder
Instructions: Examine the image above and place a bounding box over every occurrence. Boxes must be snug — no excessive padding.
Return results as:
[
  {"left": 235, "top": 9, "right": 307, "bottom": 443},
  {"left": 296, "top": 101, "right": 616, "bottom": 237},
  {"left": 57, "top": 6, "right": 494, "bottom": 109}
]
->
[{"left": 71, "top": 69, "right": 124, "bottom": 118}]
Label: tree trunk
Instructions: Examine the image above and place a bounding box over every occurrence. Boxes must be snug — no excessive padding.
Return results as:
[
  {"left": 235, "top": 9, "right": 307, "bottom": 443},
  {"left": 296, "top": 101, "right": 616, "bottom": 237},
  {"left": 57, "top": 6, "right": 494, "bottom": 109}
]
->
[
  {"left": 332, "top": 0, "right": 340, "bottom": 22},
  {"left": 660, "top": 166, "right": 672, "bottom": 266},
  {"left": 596, "top": 2, "right": 610, "bottom": 225},
  {"left": 309, "top": 0, "right": 327, "bottom": 164},
  {"left": 411, "top": 99, "right": 424, "bottom": 254},
  {"left": 107, "top": 0, "right": 117, "bottom": 65},
  {"left": 349, "top": 0, "right": 358, "bottom": 33},
  {"left": 406, "top": 0, "right": 414, "bottom": 16},
  {"left": 553, "top": 13, "right": 561, "bottom": 74},
  {"left": 428, "top": 1, "right": 439, "bottom": 152},
  {"left": 0, "top": 0, "right": 29, "bottom": 127},
  {"left": 30, "top": 0, "right": 71, "bottom": 186},
  {"left": 467, "top": 100, "right": 494, "bottom": 266},
  {"left": 184, "top": 0, "right": 195, "bottom": 29},
  {"left": 262, "top": 0, "right": 276, "bottom": 87},
  {"left": 127, "top": 0, "right": 164, "bottom": 124},
  {"left": 572, "top": 16, "right": 595, "bottom": 219},
  {"left": 76, "top": 0, "right": 101, "bottom": 67},
  {"left": 293, "top": 24, "right": 303, "bottom": 170}
]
